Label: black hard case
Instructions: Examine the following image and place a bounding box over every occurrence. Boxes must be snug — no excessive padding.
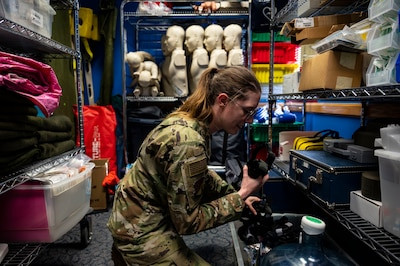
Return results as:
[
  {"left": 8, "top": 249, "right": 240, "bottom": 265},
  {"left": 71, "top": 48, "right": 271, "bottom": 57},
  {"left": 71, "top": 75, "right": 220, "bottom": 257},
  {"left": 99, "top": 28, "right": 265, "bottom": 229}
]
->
[{"left": 289, "top": 150, "right": 378, "bottom": 206}]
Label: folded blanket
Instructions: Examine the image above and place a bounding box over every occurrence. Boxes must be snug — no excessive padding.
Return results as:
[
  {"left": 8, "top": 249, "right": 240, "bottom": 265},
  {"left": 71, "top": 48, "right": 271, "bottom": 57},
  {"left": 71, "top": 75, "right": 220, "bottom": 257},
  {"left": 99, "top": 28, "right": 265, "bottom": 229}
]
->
[
  {"left": 0, "top": 130, "right": 34, "bottom": 140},
  {"left": 0, "top": 121, "right": 37, "bottom": 132},
  {"left": 0, "top": 105, "right": 38, "bottom": 116},
  {"left": 36, "top": 130, "right": 72, "bottom": 143},
  {"left": 0, "top": 114, "right": 73, "bottom": 132},
  {"left": 0, "top": 136, "right": 38, "bottom": 154},
  {"left": 37, "top": 139, "right": 76, "bottom": 160}
]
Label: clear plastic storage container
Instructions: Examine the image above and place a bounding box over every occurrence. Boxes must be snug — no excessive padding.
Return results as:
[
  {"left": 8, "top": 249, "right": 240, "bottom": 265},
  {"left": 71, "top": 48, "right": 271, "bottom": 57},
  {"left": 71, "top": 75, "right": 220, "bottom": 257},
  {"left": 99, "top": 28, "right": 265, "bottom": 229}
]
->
[
  {"left": 368, "top": 0, "right": 400, "bottom": 23},
  {"left": 366, "top": 53, "right": 400, "bottom": 86},
  {"left": 0, "top": 162, "right": 94, "bottom": 243},
  {"left": 0, "top": 0, "right": 56, "bottom": 38},
  {"left": 374, "top": 149, "right": 400, "bottom": 238},
  {"left": 367, "top": 21, "right": 400, "bottom": 57}
]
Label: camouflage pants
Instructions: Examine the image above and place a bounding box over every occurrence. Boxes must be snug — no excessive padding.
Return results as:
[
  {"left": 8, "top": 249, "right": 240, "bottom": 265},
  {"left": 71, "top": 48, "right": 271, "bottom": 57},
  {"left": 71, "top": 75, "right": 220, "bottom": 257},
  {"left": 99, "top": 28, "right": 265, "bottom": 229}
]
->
[{"left": 111, "top": 240, "right": 210, "bottom": 266}]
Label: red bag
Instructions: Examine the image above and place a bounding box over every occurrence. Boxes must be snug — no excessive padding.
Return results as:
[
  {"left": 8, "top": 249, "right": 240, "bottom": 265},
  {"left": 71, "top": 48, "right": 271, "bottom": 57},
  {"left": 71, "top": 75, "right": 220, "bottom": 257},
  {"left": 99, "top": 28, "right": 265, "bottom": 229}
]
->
[{"left": 75, "top": 105, "right": 118, "bottom": 175}]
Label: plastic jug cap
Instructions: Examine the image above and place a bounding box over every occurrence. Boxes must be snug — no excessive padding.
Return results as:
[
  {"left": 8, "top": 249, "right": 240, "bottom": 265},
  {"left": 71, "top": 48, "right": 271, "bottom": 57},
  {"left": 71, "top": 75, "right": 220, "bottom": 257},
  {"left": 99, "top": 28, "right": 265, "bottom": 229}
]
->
[{"left": 301, "top": 215, "right": 326, "bottom": 235}]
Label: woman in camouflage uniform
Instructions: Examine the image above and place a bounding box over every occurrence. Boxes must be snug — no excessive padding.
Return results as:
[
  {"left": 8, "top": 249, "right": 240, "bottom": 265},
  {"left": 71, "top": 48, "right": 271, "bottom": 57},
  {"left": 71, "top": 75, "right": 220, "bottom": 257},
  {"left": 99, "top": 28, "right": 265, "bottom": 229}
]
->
[{"left": 108, "top": 66, "right": 269, "bottom": 265}]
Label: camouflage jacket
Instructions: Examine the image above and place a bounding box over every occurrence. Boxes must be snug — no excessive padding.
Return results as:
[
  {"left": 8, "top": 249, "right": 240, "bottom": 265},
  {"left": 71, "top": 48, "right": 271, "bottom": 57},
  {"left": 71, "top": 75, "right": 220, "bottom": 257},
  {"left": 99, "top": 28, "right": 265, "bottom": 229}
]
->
[{"left": 107, "top": 115, "right": 244, "bottom": 262}]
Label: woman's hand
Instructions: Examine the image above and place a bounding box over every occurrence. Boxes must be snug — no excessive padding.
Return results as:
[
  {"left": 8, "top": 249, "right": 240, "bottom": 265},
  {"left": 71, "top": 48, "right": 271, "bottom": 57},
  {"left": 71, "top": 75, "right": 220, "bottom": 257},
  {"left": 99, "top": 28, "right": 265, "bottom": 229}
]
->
[
  {"left": 237, "top": 165, "right": 269, "bottom": 200},
  {"left": 245, "top": 196, "right": 261, "bottom": 215}
]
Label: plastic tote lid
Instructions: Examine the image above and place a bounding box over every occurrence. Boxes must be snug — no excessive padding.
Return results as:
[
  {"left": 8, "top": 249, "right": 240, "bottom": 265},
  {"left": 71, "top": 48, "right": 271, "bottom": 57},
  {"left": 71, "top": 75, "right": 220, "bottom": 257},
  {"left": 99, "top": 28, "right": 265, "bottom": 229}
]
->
[{"left": 301, "top": 216, "right": 326, "bottom": 235}]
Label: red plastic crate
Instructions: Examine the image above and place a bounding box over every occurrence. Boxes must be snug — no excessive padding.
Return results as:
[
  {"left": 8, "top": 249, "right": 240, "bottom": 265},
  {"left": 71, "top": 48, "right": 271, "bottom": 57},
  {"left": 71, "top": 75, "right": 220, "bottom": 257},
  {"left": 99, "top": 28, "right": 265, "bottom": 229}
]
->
[{"left": 252, "top": 42, "right": 299, "bottom": 64}]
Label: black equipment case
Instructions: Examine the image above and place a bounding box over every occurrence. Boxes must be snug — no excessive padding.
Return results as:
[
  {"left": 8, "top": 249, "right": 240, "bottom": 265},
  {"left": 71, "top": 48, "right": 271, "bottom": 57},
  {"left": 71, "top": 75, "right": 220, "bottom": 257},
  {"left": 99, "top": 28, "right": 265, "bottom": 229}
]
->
[{"left": 289, "top": 150, "right": 378, "bottom": 207}]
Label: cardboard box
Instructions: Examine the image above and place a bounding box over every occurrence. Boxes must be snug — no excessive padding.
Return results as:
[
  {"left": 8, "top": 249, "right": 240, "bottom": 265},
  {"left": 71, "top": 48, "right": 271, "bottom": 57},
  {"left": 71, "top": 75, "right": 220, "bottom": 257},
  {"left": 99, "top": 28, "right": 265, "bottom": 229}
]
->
[
  {"left": 90, "top": 159, "right": 109, "bottom": 210},
  {"left": 294, "top": 12, "right": 366, "bottom": 29},
  {"left": 298, "top": 50, "right": 363, "bottom": 91},
  {"left": 280, "top": 21, "right": 298, "bottom": 37},
  {"left": 350, "top": 190, "right": 383, "bottom": 228},
  {"left": 281, "top": 12, "right": 366, "bottom": 38},
  {"left": 295, "top": 24, "right": 345, "bottom": 44}
]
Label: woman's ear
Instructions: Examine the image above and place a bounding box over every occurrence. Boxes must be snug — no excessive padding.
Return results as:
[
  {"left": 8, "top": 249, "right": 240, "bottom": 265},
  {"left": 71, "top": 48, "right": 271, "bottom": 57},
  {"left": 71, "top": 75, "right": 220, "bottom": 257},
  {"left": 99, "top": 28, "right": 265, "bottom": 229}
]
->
[{"left": 217, "top": 93, "right": 229, "bottom": 106}]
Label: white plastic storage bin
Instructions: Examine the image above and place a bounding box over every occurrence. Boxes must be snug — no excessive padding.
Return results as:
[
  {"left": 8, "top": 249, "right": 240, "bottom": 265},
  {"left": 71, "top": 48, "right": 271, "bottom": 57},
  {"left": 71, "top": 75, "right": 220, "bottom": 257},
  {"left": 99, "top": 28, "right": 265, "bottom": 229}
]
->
[
  {"left": 366, "top": 53, "right": 400, "bottom": 86},
  {"left": 368, "top": 0, "right": 400, "bottom": 23},
  {"left": 297, "top": 0, "right": 319, "bottom": 17},
  {"left": 0, "top": 163, "right": 94, "bottom": 243},
  {"left": 367, "top": 21, "right": 400, "bottom": 57},
  {"left": 374, "top": 149, "right": 400, "bottom": 238},
  {"left": 0, "top": 0, "right": 56, "bottom": 38}
]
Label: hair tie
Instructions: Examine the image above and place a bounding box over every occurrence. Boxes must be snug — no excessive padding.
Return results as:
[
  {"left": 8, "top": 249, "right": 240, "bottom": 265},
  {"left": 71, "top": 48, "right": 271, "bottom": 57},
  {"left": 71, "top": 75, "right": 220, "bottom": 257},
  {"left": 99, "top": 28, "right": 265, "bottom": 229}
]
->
[{"left": 210, "top": 68, "right": 218, "bottom": 76}]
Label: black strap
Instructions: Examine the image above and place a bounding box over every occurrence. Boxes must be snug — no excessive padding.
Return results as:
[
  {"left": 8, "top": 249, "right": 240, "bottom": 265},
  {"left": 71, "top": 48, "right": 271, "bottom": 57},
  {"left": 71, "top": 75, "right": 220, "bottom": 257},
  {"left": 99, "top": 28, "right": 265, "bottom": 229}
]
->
[
  {"left": 313, "top": 129, "right": 339, "bottom": 140},
  {"left": 222, "top": 131, "right": 229, "bottom": 164}
]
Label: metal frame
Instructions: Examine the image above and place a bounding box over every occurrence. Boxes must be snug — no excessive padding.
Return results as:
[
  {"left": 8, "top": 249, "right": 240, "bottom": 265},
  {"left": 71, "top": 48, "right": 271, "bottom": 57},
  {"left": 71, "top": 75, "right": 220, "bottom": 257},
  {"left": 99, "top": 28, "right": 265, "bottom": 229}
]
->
[
  {"left": 0, "top": 0, "right": 83, "bottom": 195},
  {"left": 120, "top": 0, "right": 251, "bottom": 165}
]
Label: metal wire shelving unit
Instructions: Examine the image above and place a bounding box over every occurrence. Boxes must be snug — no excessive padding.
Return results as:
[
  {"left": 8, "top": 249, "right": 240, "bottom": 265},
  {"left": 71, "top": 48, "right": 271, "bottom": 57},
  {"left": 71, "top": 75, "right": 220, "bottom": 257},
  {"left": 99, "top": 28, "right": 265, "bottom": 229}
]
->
[{"left": 0, "top": 1, "right": 85, "bottom": 265}]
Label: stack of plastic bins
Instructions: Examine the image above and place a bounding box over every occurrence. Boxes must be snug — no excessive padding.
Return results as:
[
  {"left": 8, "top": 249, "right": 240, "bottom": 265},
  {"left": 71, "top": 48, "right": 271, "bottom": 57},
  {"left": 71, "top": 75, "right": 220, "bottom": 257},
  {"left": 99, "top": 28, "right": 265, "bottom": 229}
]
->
[
  {"left": 366, "top": 0, "right": 400, "bottom": 86},
  {"left": 251, "top": 122, "right": 304, "bottom": 156},
  {"left": 374, "top": 124, "right": 400, "bottom": 238}
]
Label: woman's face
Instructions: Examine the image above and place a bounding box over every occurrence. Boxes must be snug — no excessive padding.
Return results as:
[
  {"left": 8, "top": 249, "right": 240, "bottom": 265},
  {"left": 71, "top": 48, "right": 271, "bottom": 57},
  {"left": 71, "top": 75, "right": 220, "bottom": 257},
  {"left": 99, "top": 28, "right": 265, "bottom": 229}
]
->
[{"left": 213, "top": 91, "right": 260, "bottom": 135}]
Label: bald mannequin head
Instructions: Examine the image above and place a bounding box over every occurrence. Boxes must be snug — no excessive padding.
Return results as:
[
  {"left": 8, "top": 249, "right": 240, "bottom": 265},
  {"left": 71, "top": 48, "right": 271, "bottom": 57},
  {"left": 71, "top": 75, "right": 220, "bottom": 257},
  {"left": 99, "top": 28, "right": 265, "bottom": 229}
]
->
[
  {"left": 185, "top": 25, "right": 205, "bottom": 53},
  {"left": 204, "top": 24, "right": 224, "bottom": 52},
  {"left": 223, "top": 24, "right": 242, "bottom": 51},
  {"left": 164, "top": 25, "right": 185, "bottom": 54}
]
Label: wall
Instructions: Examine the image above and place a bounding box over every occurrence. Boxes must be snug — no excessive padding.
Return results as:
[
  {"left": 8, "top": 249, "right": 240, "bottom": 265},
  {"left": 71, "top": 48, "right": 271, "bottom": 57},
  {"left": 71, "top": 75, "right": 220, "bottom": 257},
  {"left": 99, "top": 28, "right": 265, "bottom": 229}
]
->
[{"left": 79, "top": 0, "right": 125, "bottom": 104}]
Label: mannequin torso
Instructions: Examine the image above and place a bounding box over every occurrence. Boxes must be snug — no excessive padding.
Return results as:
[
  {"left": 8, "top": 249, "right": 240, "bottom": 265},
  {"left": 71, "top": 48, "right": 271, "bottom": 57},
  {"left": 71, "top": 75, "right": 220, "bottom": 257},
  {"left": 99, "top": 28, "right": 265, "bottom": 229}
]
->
[
  {"left": 185, "top": 25, "right": 209, "bottom": 93},
  {"left": 161, "top": 25, "right": 188, "bottom": 97},
  {"left": 204, "top": 24, "right": 227, "bottom": 69},
  {"left": 223, "top": 24, "right": 244, "bottom": 66}
]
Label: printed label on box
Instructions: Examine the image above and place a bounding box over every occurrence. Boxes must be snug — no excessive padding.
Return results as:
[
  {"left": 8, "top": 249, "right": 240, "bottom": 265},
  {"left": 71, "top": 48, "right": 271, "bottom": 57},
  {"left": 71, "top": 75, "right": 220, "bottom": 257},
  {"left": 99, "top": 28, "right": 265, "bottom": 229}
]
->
[
  {"left": 294, "top": 18, "right": 315, "bottom": 29},
  {"left": 29, "top": 9, "right": 44, "bottom": 28},
  {"left": 336, "top": 76, "right": 353, "bottom": 89}
]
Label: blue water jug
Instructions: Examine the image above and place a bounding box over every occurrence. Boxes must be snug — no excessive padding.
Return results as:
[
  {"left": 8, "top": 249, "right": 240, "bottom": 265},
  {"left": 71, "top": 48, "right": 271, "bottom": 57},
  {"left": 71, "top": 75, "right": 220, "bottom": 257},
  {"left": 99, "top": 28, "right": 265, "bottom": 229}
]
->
[{"left": 260, "top": 215, "right": 354, "bottom": 265}]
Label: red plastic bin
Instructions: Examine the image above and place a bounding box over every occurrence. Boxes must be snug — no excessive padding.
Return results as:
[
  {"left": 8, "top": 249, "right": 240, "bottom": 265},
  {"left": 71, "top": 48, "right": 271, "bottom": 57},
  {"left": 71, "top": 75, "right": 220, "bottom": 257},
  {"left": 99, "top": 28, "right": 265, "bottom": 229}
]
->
[{"left": 252, "top": 42, "right": 299, "bottom": 64}]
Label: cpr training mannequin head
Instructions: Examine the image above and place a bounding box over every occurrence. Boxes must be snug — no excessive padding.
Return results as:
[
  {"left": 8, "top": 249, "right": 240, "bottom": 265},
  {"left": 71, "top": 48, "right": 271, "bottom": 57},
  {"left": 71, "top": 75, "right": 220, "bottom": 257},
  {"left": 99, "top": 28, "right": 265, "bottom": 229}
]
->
[
  {"left": 125, "top": 52, "right": 143, "bottom": 70},
  {"left": 204, "top": 24, "right": 224, "bottom": 52},
  {"left": 185, "top": 25, "right": 205, "bottom": 53},
  {"left": 164, "top": 25, "right": 185, "bottom": 54},
  {"left": 223, "top": 24, "right": 242, "bottom": 51}
]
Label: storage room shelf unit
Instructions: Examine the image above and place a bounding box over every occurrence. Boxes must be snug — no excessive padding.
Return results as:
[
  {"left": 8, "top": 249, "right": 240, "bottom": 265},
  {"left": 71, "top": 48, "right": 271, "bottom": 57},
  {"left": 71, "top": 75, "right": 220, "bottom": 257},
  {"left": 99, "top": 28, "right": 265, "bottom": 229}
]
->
[
  {"left": 120, "top": 0, "right": 251, "bottom": 164},
  {"left": 268, "top": 0, "right": 400, "bottom": 265},
  {"left": 0, "top": 0, "right": 83, "bottom": 196}
]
